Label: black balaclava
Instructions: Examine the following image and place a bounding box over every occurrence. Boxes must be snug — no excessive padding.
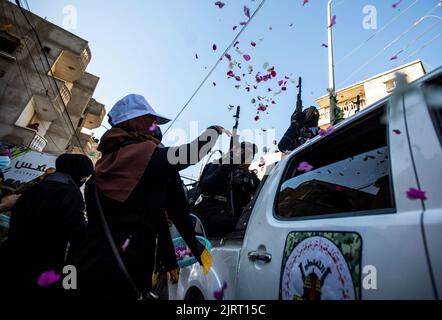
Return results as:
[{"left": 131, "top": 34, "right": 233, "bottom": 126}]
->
[{"left": 56, "top": 153, "right": 94, "bottom": 187}]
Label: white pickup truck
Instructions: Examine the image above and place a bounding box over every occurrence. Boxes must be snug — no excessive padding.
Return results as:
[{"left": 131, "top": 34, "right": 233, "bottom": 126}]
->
[{"left": 171, "top": 67, "right": 442, "bottom": 300}]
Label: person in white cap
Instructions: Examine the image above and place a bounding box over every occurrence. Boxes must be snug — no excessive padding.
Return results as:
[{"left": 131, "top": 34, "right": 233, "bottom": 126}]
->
[{"left": 68, "top": 94, "right": 228, "bottom": 299}]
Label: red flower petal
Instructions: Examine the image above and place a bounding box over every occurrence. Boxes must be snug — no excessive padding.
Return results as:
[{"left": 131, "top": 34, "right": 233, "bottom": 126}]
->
[
  {"left": 406, "top": 188, "right": 427, "bottom": 200},
  {"left": 240, "top": 22, "right": 247, "bottom": 26},
  {"left": 281, "top": 87, "right": 287, "bottom": 91},
  {"left": 278, "top": 80, "right": 284, "bottom": 86},
  {"left": 393, "top": 129, "right": 401, "bottom": 135},
  {"left": 254, "top": 115, "right": 260, "bottom": 121},
  {"left": 243, "top": 54, "right": 251, "bottom": 62}
]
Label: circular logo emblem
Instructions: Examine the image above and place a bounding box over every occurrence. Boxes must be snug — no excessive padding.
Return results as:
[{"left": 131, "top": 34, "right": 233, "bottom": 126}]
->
[{"left": 281, "top": 236, "right": 355, "bottom": 300}]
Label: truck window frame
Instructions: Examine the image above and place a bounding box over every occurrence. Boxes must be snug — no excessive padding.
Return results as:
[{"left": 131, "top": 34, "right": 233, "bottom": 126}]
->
[{"left": 273, "top": 104, "right": 397, "bottom": 221}]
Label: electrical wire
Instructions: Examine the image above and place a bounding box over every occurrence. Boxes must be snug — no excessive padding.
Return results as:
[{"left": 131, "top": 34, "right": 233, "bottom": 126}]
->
[
  {"left": 339, "top": 3, "right": 441, "bottom": 86},
  {"left": 15, "top": 0, "right": 86, "bottom": 154},
  {"left": 163, "top": 0, "right": 267, "bottom": 135},
  {"left": 8, "top": 5, "right": 75, "bottom": 146},
  {"left": 405, "top": 30, "right": 442, "bottom": 59},
  {"left": 336, "top": 0, "right": 420, "bottom": 66}
]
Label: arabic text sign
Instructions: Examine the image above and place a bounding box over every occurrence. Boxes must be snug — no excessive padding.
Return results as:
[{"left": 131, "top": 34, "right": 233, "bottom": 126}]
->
[{"left": 3, "top": 149, "right": 56, "bottom": 184}]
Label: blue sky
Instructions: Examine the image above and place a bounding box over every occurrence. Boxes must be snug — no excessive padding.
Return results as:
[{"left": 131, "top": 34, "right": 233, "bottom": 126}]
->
[{"left": 23, "top": 0, "right": 442, "bottom": 179}]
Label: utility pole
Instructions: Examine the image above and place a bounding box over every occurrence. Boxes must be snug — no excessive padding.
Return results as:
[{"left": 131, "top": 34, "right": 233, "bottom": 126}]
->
[{"left": 327, "top": 0, "right": 336, "bottom": 124}]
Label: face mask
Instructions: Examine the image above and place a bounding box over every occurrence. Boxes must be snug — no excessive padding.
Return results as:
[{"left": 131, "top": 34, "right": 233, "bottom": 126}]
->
[{"left": 0, "top": 156, "right": 11, "bottom": 170}]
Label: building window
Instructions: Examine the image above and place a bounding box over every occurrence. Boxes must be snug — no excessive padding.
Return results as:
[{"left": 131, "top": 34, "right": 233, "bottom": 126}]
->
[
  {"left": 424, "top": 74, "right": 442, "bottom": 147},
  {"left": 385, "top": 79, "right": 396, "bottom": 93},
  {"left": 275, "top": 105, "right": 395, "bottom": 219},
  {"left": 0, "top": 30, "right": 21, "bottom": 55}
]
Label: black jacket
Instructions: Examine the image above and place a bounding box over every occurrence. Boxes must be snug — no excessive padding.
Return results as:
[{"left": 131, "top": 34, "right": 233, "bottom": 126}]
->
[{"left": 3, "top": 173, "right": 86, "bottom": 295}]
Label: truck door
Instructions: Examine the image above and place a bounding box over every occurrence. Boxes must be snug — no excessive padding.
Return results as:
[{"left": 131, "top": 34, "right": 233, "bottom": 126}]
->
[
  {"left": 237, "top": 103, "right": 434, "bottom": 299},
  {"left": 403, "top": 72, "right": 442, "bottom": 299}
]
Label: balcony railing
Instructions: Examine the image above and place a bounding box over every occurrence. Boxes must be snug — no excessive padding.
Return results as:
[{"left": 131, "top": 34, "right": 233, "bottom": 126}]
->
[
  {"left": 80, "top": 46, "right": 91, "bottom": 69},
  {"left": 29, "top": 132, "right": 48, "bottom": 152}
]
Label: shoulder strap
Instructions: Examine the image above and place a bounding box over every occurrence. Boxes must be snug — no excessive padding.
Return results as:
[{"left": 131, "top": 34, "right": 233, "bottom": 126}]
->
[{"left": 94, "top": 184, "right": 143, "bottom": 300}]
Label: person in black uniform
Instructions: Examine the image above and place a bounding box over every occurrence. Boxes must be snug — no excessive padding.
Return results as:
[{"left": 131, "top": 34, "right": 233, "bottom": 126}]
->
[
  {"left": 278, "top": 106, "right": 320, "bottom": 152},
  {"left": 192, "top": 141, "right": 261, "bottom": 238}
]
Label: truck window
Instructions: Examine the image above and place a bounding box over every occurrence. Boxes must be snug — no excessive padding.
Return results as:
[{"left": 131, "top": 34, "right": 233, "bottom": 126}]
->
[
  {"left": 423, "top": 74, "right": 442, "bottom": 147},
  {"left": 275, "top": 105, "right": 395, "bottom": 219}
]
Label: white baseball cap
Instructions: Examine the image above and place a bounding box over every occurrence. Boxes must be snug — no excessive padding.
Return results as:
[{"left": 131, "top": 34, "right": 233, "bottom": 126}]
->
[{"left": 108, "top": 94, "right": 171, "bottom": 126}]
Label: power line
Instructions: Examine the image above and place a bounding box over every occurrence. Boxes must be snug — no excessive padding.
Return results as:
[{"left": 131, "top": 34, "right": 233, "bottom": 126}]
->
[
  {"left": 336, "top": 0, "right": 420, "bottom": 66},
  {"left": 14, "top": 0, "right": 86, "bottom": 154},
  {"left": 393, "top": 17, "right": 442, "bottom": 60},
  {"left": 8, "top": 5, "right": 75, "bottom": 147},
  {"left": 164, "top": 0, "right": 267, "bottom": 135},
  {"left": 10, "top": 37, "right": 65, "bottom": 153},
  {"left": 339, "top": 3, "right": 441, "bottom": 86},
  {"left": 405, "top": 30, "right": 442, "bottom": 59}
]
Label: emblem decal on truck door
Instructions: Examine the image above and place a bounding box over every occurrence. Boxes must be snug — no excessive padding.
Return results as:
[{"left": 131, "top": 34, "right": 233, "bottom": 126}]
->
[{"left": 280, "top": 232, "right": 362, "bottom": 300}]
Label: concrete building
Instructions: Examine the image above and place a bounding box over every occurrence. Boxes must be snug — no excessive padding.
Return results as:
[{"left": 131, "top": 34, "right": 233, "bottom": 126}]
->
[
  {"left": 315, "top": 60, "right": 426, "bottom": 128},
  {"left": 0, "top": 0, "right": 105, "bottom": 156}
]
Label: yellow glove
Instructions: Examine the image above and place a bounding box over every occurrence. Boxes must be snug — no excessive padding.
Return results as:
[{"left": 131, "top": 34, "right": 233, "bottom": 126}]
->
[
  {"left": 152, "top": 272, "right": 159, "bottom": 286},
  {"left": 168, "top": 268, "right": 180, "bottom": 284},
  {"left": 201, "top": 248, "right": 212, "bottom": 275}
]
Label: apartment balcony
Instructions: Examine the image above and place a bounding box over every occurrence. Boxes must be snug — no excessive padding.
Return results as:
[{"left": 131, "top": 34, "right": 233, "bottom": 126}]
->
[
  {"left": 6, "top": 126, "right": 48, "bottom": 152},
  {"left": 83, "top": 99, "right": 105, "bottom": 129},
  {"left": 50, "top": 46, "right": 92, "bottom": 83}
]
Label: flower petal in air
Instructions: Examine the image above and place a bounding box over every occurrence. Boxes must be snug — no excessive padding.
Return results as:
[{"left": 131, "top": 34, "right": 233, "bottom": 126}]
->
[
  {"left": 214, "top": 1, "right": 225, "bottom": 9},
  {"left": 244, "top": 6, "right": 251, "bottom": 19},
  {"left": 37, "top": 270, "right": 61, "bottom": 288},
  {"left": 406, "top": 188, "right": 427, "bottom": 200},
  {"left": 243, "top": 54, "right": 251, "bottom": 62},
  {"left": 297, "top": 161, "right": 314, "bottom": 172}
]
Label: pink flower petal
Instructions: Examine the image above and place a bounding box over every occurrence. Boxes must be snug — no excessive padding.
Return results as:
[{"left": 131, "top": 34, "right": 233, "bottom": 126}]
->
[
  {"left": 251, "top": 41, "right": 256, "bottom": 47},
  {"left": 393, "top": 129, "right": 401, "bottom": 135},
  {"left": 225, "top": 53, "right": 232, "bottom": 61},
  {"left": 278, "top": 80, "right": 284, "bottom": 86},
  {"left": 214, "top": 282, "right": 228, "bottom": 300},
  {"left": 239, "top": 22, "right": 247, "bottom": 26},
  {"left": 243, "top": 54, "right": 251, "bottom": 62},
  {"left": 214, "top": 1, "right": 225, "bottom": 9},
  {"left": 329, "top": 15, "right": 336, "bottom": 28},
  {"left": 281, "top": 87, "right": 287, "bottom": 91},
  {"left": 303, "top": 0, "right": 309, "bottom": 6},
  {"left": 297, "top": 161, "right": 314, "bottom": 172},
  {"left": 319, "top": 125, "right": 335, "bottom": 137},
  {"left": 148, "top": 123, "right": 158, "bottom": 132},
  {"left": 254, "top": 115, "right": 260, "bottom": 121},
  {"left": 406, "top": 188, "right": 427, "bottom": 200},
  {"left": 37, "top": 270, "right": 61, "bottom": 288},
  {"left": 122, "top": 237, "right": 131, "bottom": 252}
]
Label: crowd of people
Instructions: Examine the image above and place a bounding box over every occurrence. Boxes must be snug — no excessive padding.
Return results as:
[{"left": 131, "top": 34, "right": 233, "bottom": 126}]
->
[
  {"left": 0, "top": 92, "right": 321, "bottom": 300},
  {"left": 0, "top": 94, "right": 263, "bottom": 300}
]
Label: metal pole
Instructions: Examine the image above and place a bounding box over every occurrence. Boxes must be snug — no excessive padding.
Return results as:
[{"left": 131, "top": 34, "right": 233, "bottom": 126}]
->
[{"left": 327, "top": 0, "right": 336, "bottom": 124}]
